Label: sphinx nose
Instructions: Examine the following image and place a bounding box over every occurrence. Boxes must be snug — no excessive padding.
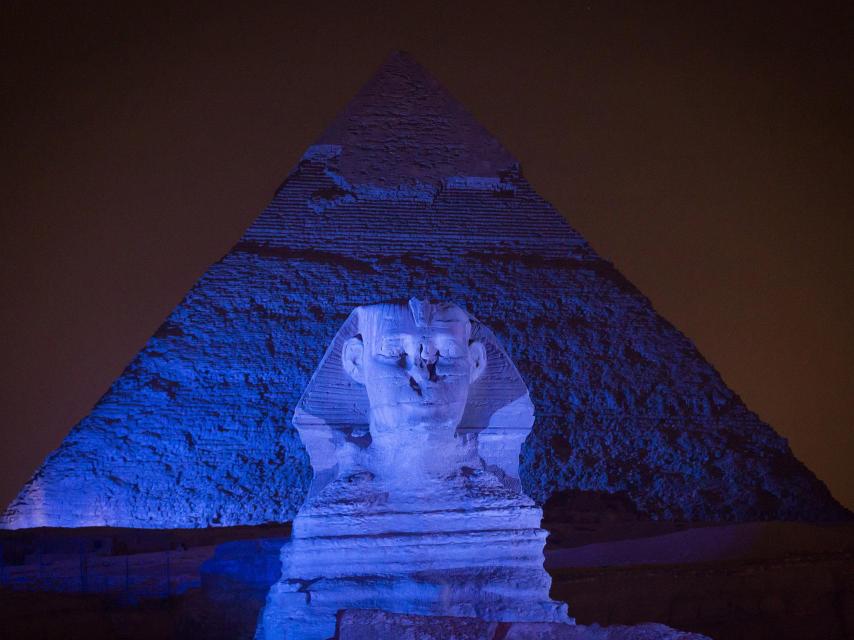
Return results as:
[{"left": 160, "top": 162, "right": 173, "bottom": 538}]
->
[
  {"left": 414, "top": 343, "right": 437, "bottom": 365},
  {"left": 411, "top": 344, "right": 439, "bottom": 382}
]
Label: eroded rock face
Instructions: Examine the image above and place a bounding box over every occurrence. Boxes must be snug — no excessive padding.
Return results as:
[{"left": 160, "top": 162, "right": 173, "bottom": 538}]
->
[
  {"left": 332, "top": 609, "right": 711, "bottom": 640},
  {"left": 2, "top": 52, "right": 848, "bottom": 529},
  {"left": 255, "top": 300, "right": 569, "bottom": 639}
]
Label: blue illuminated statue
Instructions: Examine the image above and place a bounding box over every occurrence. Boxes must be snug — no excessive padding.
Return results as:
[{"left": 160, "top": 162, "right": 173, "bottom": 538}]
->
[{"left": 256, "top": 299, "right": 571, "bottom": 639}]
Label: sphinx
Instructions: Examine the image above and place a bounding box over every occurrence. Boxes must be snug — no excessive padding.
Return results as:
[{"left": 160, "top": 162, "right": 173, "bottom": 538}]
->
[{"left": 256, "top": 299, "right": 570, "bottom": 639}]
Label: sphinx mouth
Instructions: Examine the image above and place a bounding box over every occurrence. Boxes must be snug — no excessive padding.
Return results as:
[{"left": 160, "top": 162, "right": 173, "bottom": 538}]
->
[{"left": 396, "top": 398, "right": 440, "bottom": 406}]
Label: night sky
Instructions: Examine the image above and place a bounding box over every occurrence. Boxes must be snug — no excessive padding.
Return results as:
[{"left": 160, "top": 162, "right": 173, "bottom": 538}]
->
[{"left": 2, "top": 1, "right": 852, "bottom": 513}]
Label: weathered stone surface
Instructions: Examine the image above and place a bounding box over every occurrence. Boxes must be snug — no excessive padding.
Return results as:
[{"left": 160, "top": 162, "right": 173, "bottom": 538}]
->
[
  {"left": 256, "top": 300, "right": 569, "bottom": 639},
  {"left": 1, "top": 52, "right": 848, "bottom": 529},
  {"left": 332, "top": 609, "right": 710, "bottom": 640},
  {"left": 294, "top": 299, "right": 535, "bottom": 499}
]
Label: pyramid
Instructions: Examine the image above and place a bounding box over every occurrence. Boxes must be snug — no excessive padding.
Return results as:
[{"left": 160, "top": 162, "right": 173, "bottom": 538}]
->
[{"left": 2, "top": 52, "right": 847, "bottom": 529}]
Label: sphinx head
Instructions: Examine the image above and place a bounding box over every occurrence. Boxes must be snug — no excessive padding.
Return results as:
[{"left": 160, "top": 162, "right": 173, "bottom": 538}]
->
[{"left": 342, "top": 299, "right": 487, "bottom": 443}]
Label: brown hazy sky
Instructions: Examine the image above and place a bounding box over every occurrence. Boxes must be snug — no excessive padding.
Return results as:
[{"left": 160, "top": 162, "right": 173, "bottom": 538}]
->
[{"left": 1, "top": 1, "right": 852, "bottom": 513}]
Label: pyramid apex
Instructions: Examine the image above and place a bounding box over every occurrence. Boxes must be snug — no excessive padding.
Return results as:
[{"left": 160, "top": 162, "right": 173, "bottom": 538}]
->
[
  {"left": 386, "top": 49, "right": 414, "bottom": 59},
  {"left": 314, "top": 53, "right": 517, "bottom": 187}
]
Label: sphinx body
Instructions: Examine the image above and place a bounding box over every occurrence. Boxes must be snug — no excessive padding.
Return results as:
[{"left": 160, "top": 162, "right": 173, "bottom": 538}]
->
[{"left": 256, "top": 300, "right": 570, "bottom": 639}]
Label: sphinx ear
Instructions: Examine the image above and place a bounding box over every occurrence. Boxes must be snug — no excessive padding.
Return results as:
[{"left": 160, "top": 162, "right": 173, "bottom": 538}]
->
[
  {"left": 342, "top": 336, "right": 365, "bottom": 384},
  {"left": 468, "top": 340, "right": 487, "bottom": 383}
]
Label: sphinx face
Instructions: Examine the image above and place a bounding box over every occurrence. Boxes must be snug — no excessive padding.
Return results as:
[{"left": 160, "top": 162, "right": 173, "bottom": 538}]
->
[
  {"left": 365, "top": 322, "right": 471, "bottom": 433},
  {"left": 342, "top": 301, "right": 486, "bottom": 442}
]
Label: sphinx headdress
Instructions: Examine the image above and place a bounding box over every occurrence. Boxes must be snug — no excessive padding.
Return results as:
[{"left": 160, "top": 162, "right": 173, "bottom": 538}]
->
[{"left": 293, "top": 299, "right": 534, "bottom": 498}]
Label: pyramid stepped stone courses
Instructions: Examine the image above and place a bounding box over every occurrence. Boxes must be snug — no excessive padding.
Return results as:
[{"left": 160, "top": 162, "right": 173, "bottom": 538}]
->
[{"left": 2, "top": 52, "right": 848, "bottom": 528}]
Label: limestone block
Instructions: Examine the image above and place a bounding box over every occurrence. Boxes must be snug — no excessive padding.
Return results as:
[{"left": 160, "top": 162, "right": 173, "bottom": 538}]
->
[{"left": 333, "top": 609, "right": 712, "bottom": 640}]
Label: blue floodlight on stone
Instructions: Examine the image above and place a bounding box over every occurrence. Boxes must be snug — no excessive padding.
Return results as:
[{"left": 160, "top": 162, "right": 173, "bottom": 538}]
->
[
  {"left": 256, "top": 299, "right": 570, "bottom": 639},
  {"left": 1, "top": 52, "right": 848, "bottom": 529}
]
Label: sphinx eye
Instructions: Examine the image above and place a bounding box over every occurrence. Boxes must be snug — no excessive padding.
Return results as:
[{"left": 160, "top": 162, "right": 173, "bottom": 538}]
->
[
  {"left": 440, "top": 343, "right": 463, "bottom": 358},
  {"left": 379, "top": 344, "right": 404, "bottom": 358}
]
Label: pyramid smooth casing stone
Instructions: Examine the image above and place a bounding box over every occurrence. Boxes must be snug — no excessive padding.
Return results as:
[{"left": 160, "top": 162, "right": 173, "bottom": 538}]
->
[{"left": 2, "top": 51, "right": 849, "bottom": 529}]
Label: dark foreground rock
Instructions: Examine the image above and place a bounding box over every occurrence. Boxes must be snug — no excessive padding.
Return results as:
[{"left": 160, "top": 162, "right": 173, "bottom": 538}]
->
[
  {"left": 1, "top": 521, "right": 852, "bottom": 639},
  {"left": 546, "top": 521, "right": 854, "bottom": 640},
  {"left": 332, "top": 609, "right": 709, "bottom": 639}
]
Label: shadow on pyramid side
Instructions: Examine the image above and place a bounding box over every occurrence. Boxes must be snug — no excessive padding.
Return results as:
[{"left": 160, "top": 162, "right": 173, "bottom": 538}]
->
[{"left": 2, "top": 52, "right": 849, "bottom": 529}]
